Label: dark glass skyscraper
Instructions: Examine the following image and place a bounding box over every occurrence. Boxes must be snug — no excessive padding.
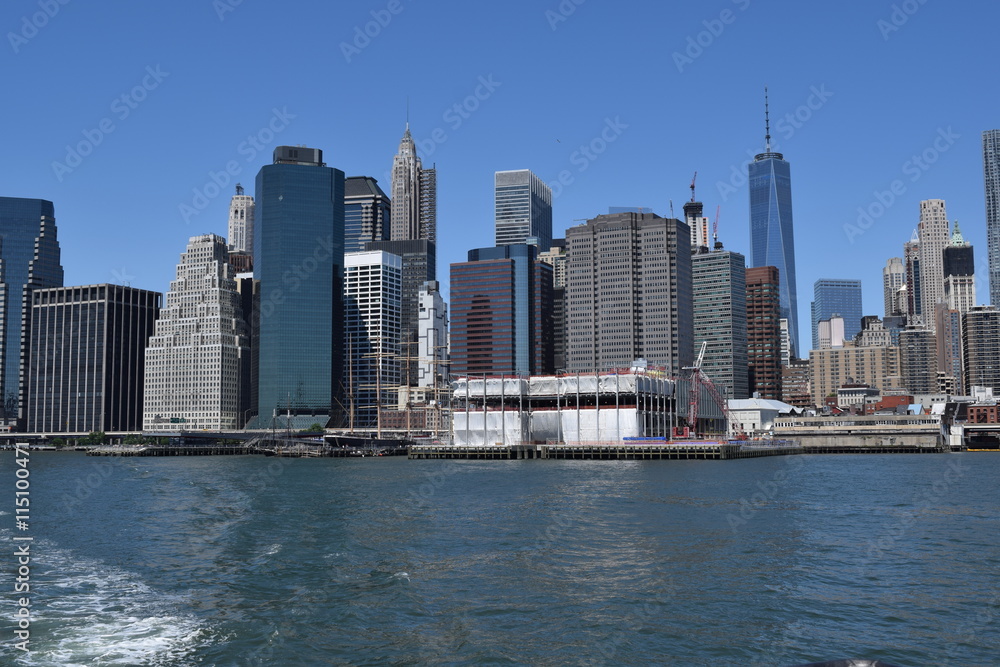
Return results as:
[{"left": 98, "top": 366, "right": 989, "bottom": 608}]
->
[
  {"left": 344, "top": 176, "right": 390, "bottom": 253},
  {"left": 0, "top": 197, "right": 63, "bottom": 423},
  {"left": 810, "top": 279, "right": 863, "bottom": 351},
  {"left": 749, "top": 93, "right": 799, "bottom": 359},
  {"left": 253, "top": 146, "right": 345, "bottom": 428}
]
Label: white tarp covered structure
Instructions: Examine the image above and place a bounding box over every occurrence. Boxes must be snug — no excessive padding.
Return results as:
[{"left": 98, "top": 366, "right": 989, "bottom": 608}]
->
[{"left": 452, "top": 410, "right": 528, "bottom": 446}]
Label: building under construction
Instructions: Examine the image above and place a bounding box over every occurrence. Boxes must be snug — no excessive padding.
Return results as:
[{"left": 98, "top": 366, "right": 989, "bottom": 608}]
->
[{"left": 451, "top": 370, "right": 726, "bottom": 446}]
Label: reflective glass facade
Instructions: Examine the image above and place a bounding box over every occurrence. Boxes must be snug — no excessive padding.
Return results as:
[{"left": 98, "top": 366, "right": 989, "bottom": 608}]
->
[
  {"left": 0, "top": 197, "right": 63, "bottom": 422},
  {"left": 749, "top": 154, "right": 799, "bottom": 358},
  {"left": 344, "top": 176, "right": 390, "bottom": 253},
  {"left": 495, "top": 170, "right": 552, "bottom": 252},
  {"left": 254, "top": 156, "right": 344, "bottom": 426},
  {"left": 810, "top": 279, "right": 863, "bottom": 351}
]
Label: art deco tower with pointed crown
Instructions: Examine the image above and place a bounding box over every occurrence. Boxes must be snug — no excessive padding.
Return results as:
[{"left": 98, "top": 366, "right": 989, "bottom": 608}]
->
[
  {"left": 390, "top": 124, "right": 436, "bottom": 243},
  {"left": 749, "top": 89, "right": 800, "bottom": 358}
]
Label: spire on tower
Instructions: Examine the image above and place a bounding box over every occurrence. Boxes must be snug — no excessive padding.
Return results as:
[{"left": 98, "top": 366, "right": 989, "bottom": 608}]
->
[
  {"left": 951, "top": 219, "right": 966, "bottom": 245},
  {"left": 764, "top": 86, "right": 771, "bottom": 152}
]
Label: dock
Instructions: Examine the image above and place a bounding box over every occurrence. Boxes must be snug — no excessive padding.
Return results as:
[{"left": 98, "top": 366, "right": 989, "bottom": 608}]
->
[{"left": 409, "top": 440, "right": 803, "bottom": 460}]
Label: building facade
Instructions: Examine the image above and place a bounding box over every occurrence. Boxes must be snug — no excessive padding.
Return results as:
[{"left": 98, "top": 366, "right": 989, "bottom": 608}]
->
[
  {"left": 227, "top": 184, "right": 255, "bottom": 254},
  {"left": 899, "top": 327, "right": 938, "bottom": 395},
  {"left": 494, "top": 169, "right": 552, "bottom": 252},
  {"left": 344, "top": 176, "right": 390, "bottom": 253},
  {"left": 811, "top": 279, "right": 862, "bottom": 352},
  {"left": 918, "top": 199, "right": 950, "bottom": 328},
  {"left": 883, "top": 257, "right": 905, "bottom": 317},
  {"left": 366, "top": 239, "right": 436, "bottom": 387},
  {"left": 964, "top": 305, "right": 1000, "bottom": 393},
  {"left": 749, "top": 98, "right": 800, "bottom": 358},
  {"left": 344, "top": 251, "right": 401, "bottom": 428},
  {"left": 809, "top": 344, "right": 900, "bottom": 408},
  {"left": 904, "top": 232, "right": 922, "bottom": 322},
  {"left": 390, "top": 125, "right": 435, "bottom": 243},
  {"left": 984, "top": 130, "right": 1000, "bottom": 308},
  {"left": 0, "top": 197, "right": 63, "bottom": 424},
  {"left": 538, "top": 240, "right": 567, "bottom": 370},
  {"left": 253, "top": 146, "right": 345, "bottom": 428},
  {"left": 943, "top": 220, "right": 976, "bottom": 315},
  {"left": 565, "top": 212, "right": 693, "bottom": 375},
  {"left": 746, "top": 266, "right": 782, "bottom": 400},
  {"left": 691, "top": 247, "right": 748, "bottom": 399},
  {"left": 450, "top": 244, "right": 554, "bottom": 377},
  {"left": 417, "top": 280, "right": 448, "bottom": 389},
  {"left": 143, "top": 235, "right": 247, "bottom": 430},
  {"left": 25, "top": 285, "right": 160, "bottom": 433}
]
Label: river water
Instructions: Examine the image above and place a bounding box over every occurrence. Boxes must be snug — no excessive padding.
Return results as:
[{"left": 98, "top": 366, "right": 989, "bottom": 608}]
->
[{"left": 1, "top": 451, "right": 998, "bottom": 665}]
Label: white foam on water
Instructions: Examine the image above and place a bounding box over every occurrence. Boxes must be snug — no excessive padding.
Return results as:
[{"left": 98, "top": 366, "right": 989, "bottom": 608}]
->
[{"left": 0, "top": 535, "right": 214, "bottom": 666}]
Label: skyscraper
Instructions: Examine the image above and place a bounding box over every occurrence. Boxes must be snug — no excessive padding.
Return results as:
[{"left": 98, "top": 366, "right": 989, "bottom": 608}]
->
[
  {"left": 749, "top": 94, "right": 799, "bottom": 359},
  {"left": 539, "top": 240, "right": 568, "bottom": 370},
  {"left": 810, "top": 279, "right": 863, "bottom": 351},
  {"left": 344, "top": 250, "right": 401, "bottom": 428},
  {"left": 450, "top": 244, "right": 553, "bottom": 376},
  {"left": 746, "top": 266, "right": 782, "bottom": 400},
  {"left": 904, "top": 231, "right": 922, "bottom": 321},
  {"left": 227, "top": 184, "right": 255, "bottom": 254},
  {"left": 983, "top": 130, "right": 1000, "bottom": 307},
  {"left": 692, "top": 245, "right": 748, "bottom": 399},
  {"left": 143, "top": 235, "right": 247, "bottom": 430},
  {"left": 344, "top": 176, "right": 390, "bottom": 253},
  {"left": 417, "top": 280, "right": 448, "bottom": 389},
  {"left": 390, "top": 124, "right": 435, "bottom": 243},
  {"left": 883, "top": 257, "right": 905, "bottom": 317},
  {"left": 494, "top": 169, "right": 553, "bottom": 252},
  {"left": 964, "top": 305, "right": 1000, "bottom": 393},
  {"left": 25, "top": 284, "right": 160, "bottom": 433},
  {"left": 943, "top": 220, "right": 976, "bottom": 315},
  {"left": 254, "top": 146, "right": 345, "bottom": 428},
  {"left": 918, "top": 199, "right": 950, "bottom": 327},
  {"left": 0, "top": 197, "right": 63, "bottom": 424},
  {"left": 565, "top": 212, "right": 692, "bottom": 375},
  {"left": 899, "top": 327, "right": 938, "bottom": 394}
]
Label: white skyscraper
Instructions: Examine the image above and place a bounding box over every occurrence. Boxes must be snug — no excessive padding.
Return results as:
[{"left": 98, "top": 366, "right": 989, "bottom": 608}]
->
[
  {"left": 345, "top": 250, "right": 402, "bottom": 427},
  {"left": 143, "top": 234, "right": 247, "bottom": 430},
  {"left": 390, "top": 125, "right": 436, "bottom": 242},
  {"left": 918, "top": 199, "right": 950, "bottom": 328},
  {"left": 883, "top": 256, "right": 905, "bottom": 316},
  {"left": 417, "top": 280, "right": 448, "bottom": 389},
  {"left": 227, "top": 184, "right": 255, "bottom": 254}
]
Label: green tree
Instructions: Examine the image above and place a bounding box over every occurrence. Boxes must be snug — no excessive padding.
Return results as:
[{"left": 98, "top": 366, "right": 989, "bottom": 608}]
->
[
  {"left": 50, "top": 437, "right": 67, "bottom": 448},
  {"left": 81, "top": 431, "right": 106, "bottom": 447},
  {"left": 301, "top": 423, "right": 325, "bottom": 434}
]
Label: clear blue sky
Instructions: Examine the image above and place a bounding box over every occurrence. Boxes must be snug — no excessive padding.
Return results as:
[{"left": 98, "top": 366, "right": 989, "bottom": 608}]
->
[{"left": 5, "top": 0, "right": 997, "bottom": 345}]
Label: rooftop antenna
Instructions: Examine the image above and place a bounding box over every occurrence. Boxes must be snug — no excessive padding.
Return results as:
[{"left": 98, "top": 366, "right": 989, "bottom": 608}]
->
[
  {"left": 690, "top": 171, "right": 697, "bottom": 202},
  {"left": 764, "top": 86, "right": 771, "bottom": 152},
  {"left": 406, "top": 96, "right": 410, "bottom": 131}
]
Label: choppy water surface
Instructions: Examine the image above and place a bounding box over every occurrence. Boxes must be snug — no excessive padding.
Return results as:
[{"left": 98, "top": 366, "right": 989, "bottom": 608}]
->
[{"left": 1, "top": 451, "right": 998, "bottom": 665}]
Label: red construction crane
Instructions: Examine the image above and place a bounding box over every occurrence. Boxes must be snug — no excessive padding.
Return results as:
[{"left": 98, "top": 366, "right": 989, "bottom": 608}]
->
[{"left": 676, "top": 341, "right": 731, "bottom": 439}]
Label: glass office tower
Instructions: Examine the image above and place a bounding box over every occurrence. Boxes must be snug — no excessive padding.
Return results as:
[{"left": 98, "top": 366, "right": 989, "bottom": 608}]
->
[
  {"left": 810, "top": 279, "right": 863, "bottom": 351},
  {"left": 0, "top": 197, "right": 63, "bottom": 423},
  {"left": 253, "top": 146, "right": 345, "bottom": 428},
  {"left": 749, "top": 94, "right": 799, "bottom": 359}
]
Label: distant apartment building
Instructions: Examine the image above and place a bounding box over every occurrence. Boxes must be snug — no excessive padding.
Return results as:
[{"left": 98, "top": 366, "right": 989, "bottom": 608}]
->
[
  {"left": 918, "top": 199, "right": 950, "bottom": 328},
  {"left": 692, "top": 246, "right": 748, "bottom": 399},
  {"left": 143, "top": 235, "right": 247, "bottom": 430},
  {"left": 883, "top": 257, "right": 905, "bottom": 317},
  {"left": 227, "top": 184, "right": 255, "bottom": 254},
  {"left": 982, "top": 130, "right": 1000, "bottom": 307},
  {"left": 24, "top": 285, "right": 160, "bottom": 433},
  {"left": 964, "top": 306, "right": 1000, "bottom": 394},
  {"left": 746, "top": 266, "right": 782, "bottom": 400},
  {"left": 898, "top": 327, "right": 938, "bottom": 395},
  {"left": 417, "top": 280, "right": 448, "bottom": 389},
  {"left": 565, "top": 212, "right": 692, "bottom": 375},
  {"left": 539, "top": 240, "right": 568, "bottom": 370},
  {"left": 809, "top": 343, "right": 900, "bottom": 408}
]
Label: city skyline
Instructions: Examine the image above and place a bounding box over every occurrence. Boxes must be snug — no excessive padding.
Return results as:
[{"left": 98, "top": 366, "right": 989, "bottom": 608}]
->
[{"left": 6, "top": 2, "right": 999, "bottom": 350}]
